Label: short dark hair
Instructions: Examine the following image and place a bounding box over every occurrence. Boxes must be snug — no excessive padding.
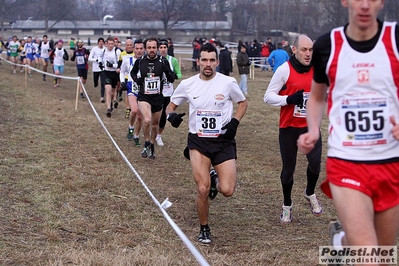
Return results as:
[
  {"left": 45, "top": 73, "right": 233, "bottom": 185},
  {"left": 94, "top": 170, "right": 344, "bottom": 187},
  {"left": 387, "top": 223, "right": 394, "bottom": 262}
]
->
[
  {"left": 97, "top": 37, "right": 104, "bottom": 43},
  {"left": 199, "top": 43, "right": 218, "bottom": 60},
  {"left": 134, "top": 38, "right": 143, "bottom": 45},
  {"left": 159, "top": 38, "right": 168, "bottom": 47},
  {"left": 144, "top": 37, "right": 159, "bottom": 48},
  {"left": 43, "top": 34, "right": 48, "bottom": 38}
]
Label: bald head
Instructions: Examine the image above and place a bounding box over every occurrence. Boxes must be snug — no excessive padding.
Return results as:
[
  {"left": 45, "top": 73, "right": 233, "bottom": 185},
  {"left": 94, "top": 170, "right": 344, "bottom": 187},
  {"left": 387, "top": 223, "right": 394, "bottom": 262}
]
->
[
  {"left": 125, "top": 38, "right": 133, "bottom": 52},
  {"left": 292, "top": 35, "right": 313, "bottom": 66}
]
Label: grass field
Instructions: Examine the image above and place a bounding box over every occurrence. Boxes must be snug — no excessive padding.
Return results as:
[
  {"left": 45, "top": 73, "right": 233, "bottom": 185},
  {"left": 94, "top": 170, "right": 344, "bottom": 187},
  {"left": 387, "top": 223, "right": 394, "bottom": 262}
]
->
[{"left": 0, "top": 54, "right": 395, "bottom": 266}]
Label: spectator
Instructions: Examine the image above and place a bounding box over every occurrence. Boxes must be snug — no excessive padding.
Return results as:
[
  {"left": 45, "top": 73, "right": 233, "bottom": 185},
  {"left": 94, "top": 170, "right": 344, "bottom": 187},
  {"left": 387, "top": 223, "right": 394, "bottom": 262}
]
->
[
  {"left": 283, "top": 40, "right": 293, "bottom": 57},
  {"left": 236, "top": 45, "right": 251, "bottom": 95},
  {"left": 268, "top": 42, "right": 289, "bottom": 73},
  {"left": 267, "top": 38, "right": 276, "bottom": 53},
  {"left": 192, "top": 39, "right": 201, "bottom": 71},
  {"left": 167, "top": 37, "right": 174, "bottom": 57},
  {"left": 219, "top": 43, "right": 233, "bottom": 76},
  {"left": 261, "top": 41, "right": 271, "bottom": 71}
]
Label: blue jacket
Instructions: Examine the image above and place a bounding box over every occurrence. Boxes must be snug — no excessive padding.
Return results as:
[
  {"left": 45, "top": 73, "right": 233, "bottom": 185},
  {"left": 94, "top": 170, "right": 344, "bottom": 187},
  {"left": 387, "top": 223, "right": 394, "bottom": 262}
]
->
[{"left": 268, "top": 49, "right": 289, "bottom": 73}]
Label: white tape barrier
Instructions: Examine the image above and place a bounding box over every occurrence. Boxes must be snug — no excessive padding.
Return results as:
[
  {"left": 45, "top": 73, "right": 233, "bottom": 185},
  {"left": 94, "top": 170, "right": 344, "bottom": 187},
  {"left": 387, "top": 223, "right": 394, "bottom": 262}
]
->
[{"left": 0, "top": 57, "right": 210, "bottom": 266}]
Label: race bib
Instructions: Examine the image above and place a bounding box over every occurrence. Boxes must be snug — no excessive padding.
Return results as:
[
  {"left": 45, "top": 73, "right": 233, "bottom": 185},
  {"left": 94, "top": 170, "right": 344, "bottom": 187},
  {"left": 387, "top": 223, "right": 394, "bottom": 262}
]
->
[
  {"left": 339, "top": 94, "right": 389, "bottom": 147},
  {"left": 76, "top": 55, "right": 85, "bottom": 65},
  {"left": 196, "top": 109, "right": 222, "bottom": 138},
  {"left": 144, "top": 76, "right": 160, "bottom": 94},
  {"left": 293, "top": 92, "right": 309, "bottom": 118}
]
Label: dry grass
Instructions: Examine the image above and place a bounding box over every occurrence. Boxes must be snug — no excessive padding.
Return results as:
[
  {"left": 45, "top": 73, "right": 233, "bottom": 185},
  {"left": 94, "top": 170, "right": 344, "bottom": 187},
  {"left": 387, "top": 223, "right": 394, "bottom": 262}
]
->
[{"left": 0, "top": 56, "right": 393, "bottom": 266}]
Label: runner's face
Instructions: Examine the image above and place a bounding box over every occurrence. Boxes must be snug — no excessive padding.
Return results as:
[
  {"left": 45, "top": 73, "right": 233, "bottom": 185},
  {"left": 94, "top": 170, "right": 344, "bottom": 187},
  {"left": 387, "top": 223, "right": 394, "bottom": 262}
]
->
[
  {"left": 107, "top": 40, "right": 114, "bottom": 50},
  {"left": 145, "top": 40, "right": 158, "bottom": 59},
  {"left": 134, "top": 43, "right": 144, "bottom": 58},
  {"left": 98, "top": 40, "right": 104, "bottom": 48},
  {"left": 197, "top": 51, "right": 219, "bottom": 79},
  {"left": 342, "top": 0, "right": 384, "bottom": 31},
  {"left": 125, "top": 40, "right": 133, "bottom": 52},
  {"left": 293, "top": 36, "right": 313, "bottom": 66},
  {"left": 159, "top": 44, "right": 167, "bottom": 56}
]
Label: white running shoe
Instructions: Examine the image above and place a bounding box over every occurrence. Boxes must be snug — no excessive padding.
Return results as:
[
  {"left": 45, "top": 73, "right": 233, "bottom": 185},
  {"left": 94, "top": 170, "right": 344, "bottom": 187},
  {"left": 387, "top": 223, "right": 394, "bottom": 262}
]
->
[
  {"left": 304, "top": 190, "right": 323, "bottom": 216},
  {"left": 156, "top": 135, "right": 164, "bottom": 146},
  {"left": 280, "top": 204, "right": 292, "bottom": 224}
]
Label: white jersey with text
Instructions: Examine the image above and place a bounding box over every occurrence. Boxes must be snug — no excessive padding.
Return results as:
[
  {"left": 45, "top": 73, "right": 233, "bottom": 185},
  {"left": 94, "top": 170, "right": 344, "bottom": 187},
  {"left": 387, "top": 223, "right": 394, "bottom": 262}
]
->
[
  {"left": 40, "top": 42, "right": 51, "bottom": 58},
  {"left": 102, "top": 47, "right": 121, "bottom": 71},
  {"left": 162, "top": 55, "right": 175, "bottom": 97},
  {"left": 171, "top": 72, "right": 246, "bottom": 137},
  {"left": 119, "top": 54, "right": 138, "bottom": 83},
  {"left": 88, "top": 46, "right": 106, "bottom": 72},
  {"left": 326, "top": 21, "right": 399, "bottom": 161},
  {"left": 53, "top": 47, "right": 67, "bottom": 66}
]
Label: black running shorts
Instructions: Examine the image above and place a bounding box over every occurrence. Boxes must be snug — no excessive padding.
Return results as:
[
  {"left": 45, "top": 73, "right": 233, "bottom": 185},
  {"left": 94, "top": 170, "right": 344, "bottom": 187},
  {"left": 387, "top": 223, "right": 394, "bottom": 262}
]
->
[
  {"left": 77, "top": 68, "right": 88, "bottom": 80},
  {"left": 103, "top": 71, "right": 119, "bottom": 88},
  {"left": 137, "top": 93, "right": 163, "bottom": 113},
  {"left": 187, "top": 133, "right": 237, "bottom": 165}
]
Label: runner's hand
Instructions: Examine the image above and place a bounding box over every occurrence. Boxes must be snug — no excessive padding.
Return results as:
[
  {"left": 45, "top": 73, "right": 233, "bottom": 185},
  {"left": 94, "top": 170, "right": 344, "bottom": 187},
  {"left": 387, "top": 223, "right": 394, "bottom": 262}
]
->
[
  {"left": 221, "top": 118, "right": 240, "bottom": 140},
  {"left": 286, "top": 89, "right": 304, "bottom": 106},
  {"left": 167, "top": 112, "right": 185, "bottom": 128}
]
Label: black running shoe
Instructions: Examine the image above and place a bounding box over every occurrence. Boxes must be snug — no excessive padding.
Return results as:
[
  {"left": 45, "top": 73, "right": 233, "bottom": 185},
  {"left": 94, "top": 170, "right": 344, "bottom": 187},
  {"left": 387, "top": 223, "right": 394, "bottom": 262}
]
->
[
  {"left": 141, "top": 141, "right": 151, "bottom": 158},
  {"left": 106, "top": 109, "right": 112, "bottom": 118},
  {"left": 42, "top": 74, "right": 46, "bottom": 81},
  {"left": 114, "top": 101, "right": 118, "bottom": 109},
  {"left": 127, "top": 128, "right": 134, "bottom": 141},
  {"left": 134, "top": 137, "right": 141, "bottom": 147},
  {"left": 80, "top": 93, "right": 84, "bottom": 98},
  {"left": 149, "top": 143, "right": 155, "bottom": 159},
  {"left": 198, "top": 228, "right": 211, "bottom": 244},
  {"left": 209, "top": 169, "right": 218, "bottom": 199}
]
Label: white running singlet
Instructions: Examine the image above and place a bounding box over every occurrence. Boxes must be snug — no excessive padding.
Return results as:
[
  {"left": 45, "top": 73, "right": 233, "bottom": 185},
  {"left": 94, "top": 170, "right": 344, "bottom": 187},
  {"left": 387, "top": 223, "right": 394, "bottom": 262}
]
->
[{"left": 326, "top": 22, "right": 399, "bottom": 161}]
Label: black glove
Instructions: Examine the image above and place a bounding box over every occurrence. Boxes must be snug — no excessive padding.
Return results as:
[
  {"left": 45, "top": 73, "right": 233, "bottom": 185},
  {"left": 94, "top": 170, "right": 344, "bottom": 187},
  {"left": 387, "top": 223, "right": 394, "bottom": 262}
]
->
[
  {"left": 173, "top": 72, "right": 178, "bottom": 79},
  {"left": 106, "top": 61, "right": 113, "bottom": 68},
  {"left": 221, "top": 118, "right": 240, "bottom": 140},
  {"left": 162, "top": 62, "right": 171, "bottom": 74},
  {"left": 286, "top": 89, "right": 304, "bottom": 107},
  {"left": 120, "top": 82, "right": 127, "bottom": 91},
  {"left": 247, "top": 61, "right": 252, "bottom": 66},
  {"left": 98, "top": 62, "right": 104, "bottom": 70},
  {"left": 136, "top": 77, "right": 144, "bottom": 87},
  {"left": 167, "top": 112, "right": 185, "bottom": 128}
]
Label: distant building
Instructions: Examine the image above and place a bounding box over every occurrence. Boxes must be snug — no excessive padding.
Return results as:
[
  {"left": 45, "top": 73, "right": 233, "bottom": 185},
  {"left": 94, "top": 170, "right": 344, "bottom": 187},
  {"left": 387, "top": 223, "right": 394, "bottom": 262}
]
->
[{"left": 4, "top": 19, "right": 232, "bottom": 42}]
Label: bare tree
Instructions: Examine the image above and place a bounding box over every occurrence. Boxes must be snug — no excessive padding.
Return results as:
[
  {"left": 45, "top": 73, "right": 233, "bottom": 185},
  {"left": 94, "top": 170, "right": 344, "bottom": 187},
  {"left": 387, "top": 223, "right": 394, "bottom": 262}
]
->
[
  {"left": 112, "top": 0, "right": 138, "bottom": 20},
  {"left": 27, "top": 0, "right": 78, "bottom": 32},
  {"left": 318, "top": 0, "right": 347, "bottom": 34},
  {"left": 0, "top": 0, "right": 24, "bottom": 35},
  {"left": 133, "top": 0, "right": 196, "bottom": 36},
  {"left": 231, "top": 0, "right": 258, "bottom": 35},
  {"left": 79, "top": 0, "right": 117, "bottom": 21},
  {"left": 380, "top": 0, "right": 399, "bottom": 22}
]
